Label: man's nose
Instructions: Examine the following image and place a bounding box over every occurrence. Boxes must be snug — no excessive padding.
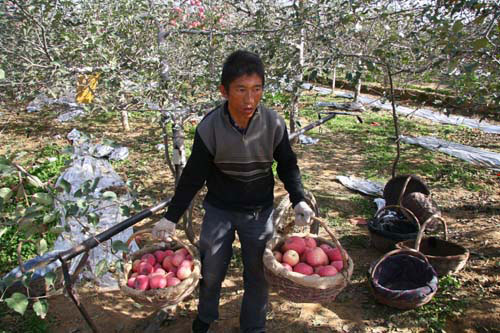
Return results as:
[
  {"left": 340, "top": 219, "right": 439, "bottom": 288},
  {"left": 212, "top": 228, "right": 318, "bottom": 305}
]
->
[{"left": 244, "top": 91, "right": 255, "bottom": 104}]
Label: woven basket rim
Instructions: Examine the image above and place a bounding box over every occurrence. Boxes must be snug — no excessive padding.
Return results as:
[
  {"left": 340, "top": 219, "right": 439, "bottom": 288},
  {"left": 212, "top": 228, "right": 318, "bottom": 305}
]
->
[
  {"left": 263, "top": 232, "right": 354, "bottom": 290},
  {"left": 118, "top": 240, "right": 201, "bottom": 306}
]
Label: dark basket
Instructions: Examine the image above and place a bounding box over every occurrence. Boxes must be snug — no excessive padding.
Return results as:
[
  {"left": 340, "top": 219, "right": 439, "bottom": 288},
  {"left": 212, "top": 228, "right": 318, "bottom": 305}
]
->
[
  {"left": 263, "top": 217, "right": 354, "bottom": 303},
  {"left": 369, "top": 248, "right": 438, "bottom": 309},
  {"left": 119, "top": 230, "right": 201, "bottom": 309},
  {"left": 368, "top": 205, "right": 419, "bottom": 253},
  {"left": 383, "top": 175, "right": 430, "bottom": 206},
  {"left": 401, "top": 192, "right": 440, "bottom": 225},
  {"left": 396, "top": 215, "right": 469, "bottom": 276}
]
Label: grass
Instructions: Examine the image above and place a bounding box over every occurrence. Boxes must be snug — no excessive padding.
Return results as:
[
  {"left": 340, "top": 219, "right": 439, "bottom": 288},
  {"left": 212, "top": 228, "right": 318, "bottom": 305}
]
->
[{"left": 297, "top": 97, "right": 495, "bottom": 192}]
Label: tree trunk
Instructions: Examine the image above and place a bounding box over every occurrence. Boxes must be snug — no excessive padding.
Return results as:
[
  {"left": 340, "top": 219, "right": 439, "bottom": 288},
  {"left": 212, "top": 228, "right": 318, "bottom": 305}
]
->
[
  {"left": 353, "top": 78, "right": 362, "bottom": 102},
  {"left": 289, "top": 88, "right": 300, "bottom": 144},
  {"left": 331, "top": 64, "right": 337, "bottom": 92},
  {"left": 387, "top": 64, "right": 401, "bottom": 178},
  {"left": 171, "top": 120, "right": 186, "bottom": 186},
  {"left": 121, "top": 110, "right": 130, "bottom": 132}
]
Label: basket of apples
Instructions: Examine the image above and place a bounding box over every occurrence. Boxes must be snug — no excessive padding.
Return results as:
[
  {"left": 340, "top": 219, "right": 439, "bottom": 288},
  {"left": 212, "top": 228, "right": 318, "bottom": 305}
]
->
[
  {"left": 119, "top": 229, "right": 201, "bottom": 308},
  {"left": 263, "top": 216, "right": 354, "bottom": 303}
]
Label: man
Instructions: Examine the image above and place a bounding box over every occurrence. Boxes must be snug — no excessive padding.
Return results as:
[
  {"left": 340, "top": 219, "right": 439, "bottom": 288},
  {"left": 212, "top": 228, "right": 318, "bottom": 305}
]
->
[{"left": 153, "top": 50, "right": 314, "bottom": 333}]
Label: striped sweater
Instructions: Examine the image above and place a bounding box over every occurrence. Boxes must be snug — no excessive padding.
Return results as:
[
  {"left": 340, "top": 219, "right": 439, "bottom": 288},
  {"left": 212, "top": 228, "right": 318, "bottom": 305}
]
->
[{"left": 164, "top": 102, "right": 305, "bottom": 223}]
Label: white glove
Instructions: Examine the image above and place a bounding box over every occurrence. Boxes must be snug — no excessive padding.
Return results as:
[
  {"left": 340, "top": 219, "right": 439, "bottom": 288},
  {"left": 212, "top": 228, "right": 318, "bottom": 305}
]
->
[
  {"left": 152, "top": 217, "right": 176, "bottom": 241},
  {"left": 294, "top": 201, "right": 315, "bottom": 226}
]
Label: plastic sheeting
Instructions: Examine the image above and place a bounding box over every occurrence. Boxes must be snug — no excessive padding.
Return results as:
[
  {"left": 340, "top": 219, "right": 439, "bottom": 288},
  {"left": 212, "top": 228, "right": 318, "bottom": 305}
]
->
[
  {"left": 336, "top": 175, "right": 384, "bottom": 197},
  {"left": 400, "top": 135, "right": 500, "bottom": 170},
  {"left": 26, "top": 94, "right": 86, "bottom": 122},
  {"left": 3, "top": 129, "right": 137, "bottom": 288},
  {"left": 298, "top": 134, "right": 319, "bottom": 145},
  {"left": 304, "top": 84, "right": 500, "bottom": 134},
  {"left": 355, "top": 95, "right": 500, "bottom": 134}
]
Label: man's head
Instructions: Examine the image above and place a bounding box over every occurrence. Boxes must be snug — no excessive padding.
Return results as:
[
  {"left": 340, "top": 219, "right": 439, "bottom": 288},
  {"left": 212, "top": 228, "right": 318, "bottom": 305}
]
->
[
  {"left": 220, "top": 50, "right": 265, "bottom": 127},
  {"left": 220, "top": 50, "right": 265, "bottom": 91}
]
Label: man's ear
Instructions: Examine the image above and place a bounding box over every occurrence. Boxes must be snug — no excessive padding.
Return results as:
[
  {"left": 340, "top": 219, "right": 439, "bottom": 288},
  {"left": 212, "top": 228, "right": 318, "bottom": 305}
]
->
[{"left": 219, "top": 84, "right": 228, "bottom": 99}]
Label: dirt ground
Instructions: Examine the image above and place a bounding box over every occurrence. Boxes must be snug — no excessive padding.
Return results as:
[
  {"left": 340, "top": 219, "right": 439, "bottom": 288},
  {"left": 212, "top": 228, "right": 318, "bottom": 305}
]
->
[{"left": 0, "top": 89, "right": 499, "bottom": 333}]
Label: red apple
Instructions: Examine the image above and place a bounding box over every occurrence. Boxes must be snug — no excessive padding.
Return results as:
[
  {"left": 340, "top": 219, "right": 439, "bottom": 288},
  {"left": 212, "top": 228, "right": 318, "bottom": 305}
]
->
[
  {"left": 282, "top": 236, "right": 306, "bottom": 255},
  {"left": 154, "top": 250, "right": 167, "bottom": 263},
  {"left": 293, "top": 262, "right": 313, "bottom": 275},
  {"left": 282, "top": 250, "right": 300, "bottom": 267},
  {"left": 149, "top": 274, "right": 167, "bottom": 289},
  {"left": 132, "top": 259, "right": 141, "bottom": 273},
  {"left": 303, "top": 236, "right": 317, "bottom": 249},
  {"left": 134, "top": 275, "right": 149, "bottom": 290},
  {"left": 177, "top": 266, "right": 192, "bottom": 280},
  {"left": 306, "top": 248, "right": 328, "bottom": 267},
  {"left": 318, "top": 265, "right": 338, "bottom": 277},
  {"left": 167, "top": 277, "right": 181, "bottom": 287},
  {"left": 141, "top": 253, "right": 156, "bottom": 266},
  {"left": 138, "top": 262, "right": 154, "bottom": 275}
]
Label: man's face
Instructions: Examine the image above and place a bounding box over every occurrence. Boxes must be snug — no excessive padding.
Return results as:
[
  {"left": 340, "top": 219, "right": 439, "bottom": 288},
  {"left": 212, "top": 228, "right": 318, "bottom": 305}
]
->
[{"left": 220, "top": 73, "right": 263, "bottom": 123}]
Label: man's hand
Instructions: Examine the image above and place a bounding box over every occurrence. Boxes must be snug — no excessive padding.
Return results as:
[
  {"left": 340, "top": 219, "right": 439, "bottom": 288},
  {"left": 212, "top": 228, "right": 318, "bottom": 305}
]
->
[
  {"left": 152, "top": 218, "right": 176, "bottom": 241},
  {"left": 294, "top": 201, "right": 315, "bottom": 226}
]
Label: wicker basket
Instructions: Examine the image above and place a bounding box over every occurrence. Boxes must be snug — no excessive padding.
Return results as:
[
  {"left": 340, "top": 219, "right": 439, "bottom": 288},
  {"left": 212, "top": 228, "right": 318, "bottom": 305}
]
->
[
  {"left": 263, "top": 216, "right": 354, "bottom": 303},
  {"left": 401, "top": 192, "right": 440, "bottom": 225},
  {"left": 119, "top": 229, "right": 201, "bottom": 308},
  {"left": 383, "top": 175, "right": 430, "bottom": 206},
  {"left": 369, "top": 248, "right": 438, "bottom": 309},
  {"left": 368, "top": 205, "right": 420, "bottom": 253},
  {"left": 396, "top": 214, "right": 469, "bottom": 276}
]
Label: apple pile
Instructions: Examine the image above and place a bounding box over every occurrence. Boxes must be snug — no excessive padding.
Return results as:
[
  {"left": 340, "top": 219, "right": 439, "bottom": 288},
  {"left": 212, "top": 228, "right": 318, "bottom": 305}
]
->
[
  {"left": 127, "top": 248, "right": 194, "bottom": 290},
  {"left": 274, "top": 236, "right": 344, "bottom": 277}
]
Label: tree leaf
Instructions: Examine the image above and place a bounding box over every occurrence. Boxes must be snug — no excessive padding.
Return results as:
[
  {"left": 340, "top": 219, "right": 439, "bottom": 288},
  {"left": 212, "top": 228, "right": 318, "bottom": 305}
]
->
[
  {"left": 87, "top": 212, "right": 99, "bottom": 225},
  {"left": 0, "top": 69, "right": 5, "bottom": 80},
  {"left": 38, "top": 239, "right": 48, "bottom": 255},
  {"left": 58, "top": 178, "right": 71, "bottom": 193},
  {"left": 95, "top": 259, "right": 108, "bottom": 277},
  {"left": 452, "top": 20, "right": 463, "bottom": 33},
  {"left": 119, "top": 205, "right": 130, "bottom": 217},
  {"left": 32, "top": 193, "right": 53, "bottom": 206},
  {"left": 43, "top": 212, "right": 57, "bottom": 224},
  {"left": 102, "top": 191, "right": 117, "bottom": 201},
  {"left": 44, "top": 271, "right": 56, "bottom": 289},
  {"left": 0, "top": 187, "right": 13, "bottom": 202},
  {"left": 0, "top": 227, "right": 8, "bottom": 239},
  {"left": 111, "top": 240, "right": 129, "bottom": 253},
  {"left": 5, "top": 292, "right": 29, "bottom": 315},
  {"left": 27, "top": 175, "right": 44, "bottom": 188},
  {"left": 472, "top": 38, "right": 488, "bottom": 51},
  {"left": 33, "top": 300, "right": 49, "bottom": 319}
]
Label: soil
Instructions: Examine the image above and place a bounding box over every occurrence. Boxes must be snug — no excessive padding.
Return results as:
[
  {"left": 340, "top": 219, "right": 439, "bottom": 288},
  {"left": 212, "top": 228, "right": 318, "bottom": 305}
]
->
[{"left": 0, "top": 89, "right": 499, "bottom": 333}]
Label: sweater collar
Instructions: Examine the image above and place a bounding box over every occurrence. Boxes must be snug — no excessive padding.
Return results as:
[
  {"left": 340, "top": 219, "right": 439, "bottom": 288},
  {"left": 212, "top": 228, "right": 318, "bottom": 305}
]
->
[{"left": 223, "top": 102, "right": 260, "bottom": 134}]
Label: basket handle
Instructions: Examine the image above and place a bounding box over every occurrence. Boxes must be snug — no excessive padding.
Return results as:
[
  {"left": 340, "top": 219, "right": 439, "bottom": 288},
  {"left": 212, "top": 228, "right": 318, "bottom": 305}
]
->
[
  {"left": 311, "top": 216, "right": 349, "bottom": 277},
  {"left": 370, "top": 247, "right": 430, "bottom": 280},
  {"left": 413, "top": 214, "right": 448, "bottom": 251},
  {"left": 122, "top": 228, "right": 185, "bottom": 261},
  {"left": 396, "top": 175, "right": 413, "bottom": 206}
]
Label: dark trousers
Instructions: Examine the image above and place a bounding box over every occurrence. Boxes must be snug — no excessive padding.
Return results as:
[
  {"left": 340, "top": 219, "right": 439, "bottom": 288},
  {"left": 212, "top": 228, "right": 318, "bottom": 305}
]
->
[{"left": 197, "top": 201, "right": 274, "bottom": 333}]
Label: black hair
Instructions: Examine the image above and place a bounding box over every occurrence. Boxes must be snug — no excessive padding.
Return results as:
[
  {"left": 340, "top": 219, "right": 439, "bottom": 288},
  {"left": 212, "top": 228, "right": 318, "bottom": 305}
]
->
[{"left": 221, "top": 50, "right": 265, "bottom": 90}]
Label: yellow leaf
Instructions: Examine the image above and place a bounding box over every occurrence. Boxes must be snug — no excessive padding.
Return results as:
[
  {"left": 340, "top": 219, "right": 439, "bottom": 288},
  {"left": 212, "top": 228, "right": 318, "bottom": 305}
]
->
[{"left": 76, "top": 72, "right": 100, "bottom": 104}]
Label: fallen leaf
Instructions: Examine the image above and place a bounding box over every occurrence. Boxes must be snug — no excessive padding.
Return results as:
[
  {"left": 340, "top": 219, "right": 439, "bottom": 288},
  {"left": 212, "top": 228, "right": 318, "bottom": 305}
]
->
[{"left": 350, "top": 217, "right": 368, "bottom": 225}]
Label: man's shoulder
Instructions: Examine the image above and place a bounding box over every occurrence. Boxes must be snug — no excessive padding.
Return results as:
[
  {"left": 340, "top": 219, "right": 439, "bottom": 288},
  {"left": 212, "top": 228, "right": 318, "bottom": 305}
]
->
[
  {"left": 259, "top": 104, "right": 285, "bottom": 126},
  {"left": 200, "top": 103, "right": 223, "bottom": 123}
]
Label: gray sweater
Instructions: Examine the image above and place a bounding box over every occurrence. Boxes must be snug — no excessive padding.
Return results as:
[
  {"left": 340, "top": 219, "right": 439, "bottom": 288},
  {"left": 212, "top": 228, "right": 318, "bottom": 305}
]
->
[{"left": 164, "top": 102, "right": 305, "bottom": 223}]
